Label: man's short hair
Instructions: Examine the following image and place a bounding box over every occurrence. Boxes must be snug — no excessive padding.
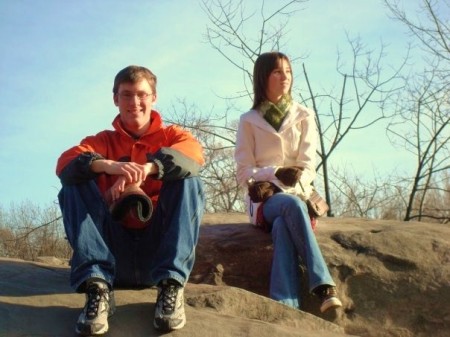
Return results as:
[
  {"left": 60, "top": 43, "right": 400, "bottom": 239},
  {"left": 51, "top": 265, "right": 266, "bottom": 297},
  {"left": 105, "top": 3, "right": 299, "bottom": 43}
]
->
[{"left": 113, "top": 65, "right": 157, "bottom": 95}]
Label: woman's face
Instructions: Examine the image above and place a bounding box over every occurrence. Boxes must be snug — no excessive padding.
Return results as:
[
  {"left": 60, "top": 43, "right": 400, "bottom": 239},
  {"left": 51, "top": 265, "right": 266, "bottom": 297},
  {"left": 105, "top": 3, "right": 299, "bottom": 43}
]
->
[{"left": 266, "top": 58, "right": 292, "bottom": 103}]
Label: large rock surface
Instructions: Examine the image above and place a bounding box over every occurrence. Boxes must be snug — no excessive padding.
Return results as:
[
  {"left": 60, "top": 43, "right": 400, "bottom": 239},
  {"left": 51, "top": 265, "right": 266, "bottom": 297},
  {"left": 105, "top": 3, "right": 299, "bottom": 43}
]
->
[
  {"left": 1, "top": 213, "right": 449, "bottom": 337},
  {"left": 0, "top": 259, "right": 350, "bottom": 337},
  {"left": 192, "top": 213, "right": 450, "bottom": 337}
]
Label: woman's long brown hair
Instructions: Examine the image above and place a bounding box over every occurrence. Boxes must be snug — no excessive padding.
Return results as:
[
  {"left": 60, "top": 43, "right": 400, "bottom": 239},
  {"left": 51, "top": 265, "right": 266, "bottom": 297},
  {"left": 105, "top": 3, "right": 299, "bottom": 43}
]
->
[{"left": 251, "top": 52, "right": 292, "bottom": 109}]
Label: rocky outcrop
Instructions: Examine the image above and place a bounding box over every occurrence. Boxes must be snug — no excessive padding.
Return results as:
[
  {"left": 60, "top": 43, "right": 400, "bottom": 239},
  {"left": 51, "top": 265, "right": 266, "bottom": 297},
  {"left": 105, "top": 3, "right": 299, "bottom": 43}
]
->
[
  {"left": 1, "top": 213, "right": 449, "bottom": 337},
  {"left": 0, "top": 257, "right": 351, "bottom": 337},
  {"left": 191, "top": 213, "right": 450, "bottom": 337}
]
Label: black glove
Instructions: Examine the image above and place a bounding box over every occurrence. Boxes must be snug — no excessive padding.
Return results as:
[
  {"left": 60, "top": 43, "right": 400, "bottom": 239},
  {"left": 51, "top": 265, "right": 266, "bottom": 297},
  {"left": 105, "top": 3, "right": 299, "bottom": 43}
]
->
[
  {"left": 275, "top": 166, "right": 303, "bottom": 187},
  {"left": 248, "top": 181, "right": 281, "bottom": 203}
]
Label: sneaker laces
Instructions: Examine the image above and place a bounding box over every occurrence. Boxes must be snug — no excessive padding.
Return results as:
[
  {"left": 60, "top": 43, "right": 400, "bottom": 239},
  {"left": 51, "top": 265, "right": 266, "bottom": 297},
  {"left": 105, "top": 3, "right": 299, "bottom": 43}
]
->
[
  {"left": 158, "top": 280, "right": 180, "bottom": 313},
  {"left": 85, "top": 283, "right": 109, "bottom": 319}
]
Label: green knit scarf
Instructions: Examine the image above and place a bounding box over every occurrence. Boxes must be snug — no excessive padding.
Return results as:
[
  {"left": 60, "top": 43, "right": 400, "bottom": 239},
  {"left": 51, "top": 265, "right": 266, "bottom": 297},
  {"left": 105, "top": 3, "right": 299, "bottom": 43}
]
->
[{"left": 259, "top": 94, "right": 292, "bottom": 131}]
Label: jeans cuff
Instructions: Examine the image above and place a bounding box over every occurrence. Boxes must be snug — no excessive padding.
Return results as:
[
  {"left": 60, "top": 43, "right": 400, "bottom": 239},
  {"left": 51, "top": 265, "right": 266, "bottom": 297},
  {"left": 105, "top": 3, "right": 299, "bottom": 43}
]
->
[
  {"left": 309, "top": 281, "right": 336, "bottom": 294},
  {"left": 155, "top": 273, "right": 186, "bottom": 287},
  {"left": 74, "top": 273, "right": 114, "bottom": 293}
]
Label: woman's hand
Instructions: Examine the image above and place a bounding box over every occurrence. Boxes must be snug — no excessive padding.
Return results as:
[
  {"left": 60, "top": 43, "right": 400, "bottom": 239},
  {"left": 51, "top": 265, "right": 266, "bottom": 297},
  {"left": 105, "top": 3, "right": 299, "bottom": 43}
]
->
[
  {"left": 275, "top": 166, "right": 303, "bottom": 186},
  {"left": 248, "top": 181, "right": 281, "bottom": 203}
]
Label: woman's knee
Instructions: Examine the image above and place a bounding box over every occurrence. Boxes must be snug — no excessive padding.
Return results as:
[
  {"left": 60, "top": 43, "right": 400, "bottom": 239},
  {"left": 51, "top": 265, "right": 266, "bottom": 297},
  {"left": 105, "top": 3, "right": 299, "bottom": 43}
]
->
[
  {"left": 271, "top": 217, "right": 286, "bottom": 235},
  {"left": 286, "top": 194, "right": 305, "bottom": 206}
]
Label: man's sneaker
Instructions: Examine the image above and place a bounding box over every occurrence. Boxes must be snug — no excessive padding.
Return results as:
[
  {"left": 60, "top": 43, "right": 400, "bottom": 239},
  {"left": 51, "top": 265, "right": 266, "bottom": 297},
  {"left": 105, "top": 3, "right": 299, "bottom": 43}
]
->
[
  {"left": 76, "top": 280, "right": 115, "bottom": 336},
  {"left": 315, "top": 285, "right": 342, "bottom": 313},
  {"left": 154, "top": 279, "right": 186, "bottom": 332}
]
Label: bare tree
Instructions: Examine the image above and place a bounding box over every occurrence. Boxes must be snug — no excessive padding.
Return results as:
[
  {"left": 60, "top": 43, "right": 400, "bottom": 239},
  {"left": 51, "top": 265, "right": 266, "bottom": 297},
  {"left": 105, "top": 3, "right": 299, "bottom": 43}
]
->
[
  {"left": 201, "top": 0, "right": 307, "bottom": 101},
  {"left": 385, "top": 0, "right": 450, "bottom": 222},
  {"left": 197, "top": 0, "right": 407, "bottom": 216},
  {"left": 329, "top": 167, "right": 406, "bottom": 219},
  {"left": 185, "top": 0, "right": 309, "bottom": 213},
  {"left": 387, "top": 71, "right": 449, "bottom": 222},
  {"left": 300, "top": 35, "right": 407, "bottom": 215},
  {"left": 164, "top": 99, "right": 242, "bottom": 212},
  {"left": 385, "top": 0, "right": 450, "bottom": 64},
  {"left": 0, "top": 201, "right": 70, "bottom": 261}
]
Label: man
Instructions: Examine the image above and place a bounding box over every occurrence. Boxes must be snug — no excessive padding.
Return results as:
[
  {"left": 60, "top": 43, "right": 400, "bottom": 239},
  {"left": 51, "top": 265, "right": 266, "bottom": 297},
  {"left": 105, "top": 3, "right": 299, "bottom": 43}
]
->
[{"left": 56, "top": 65, "right": 205, "bottom": 335}]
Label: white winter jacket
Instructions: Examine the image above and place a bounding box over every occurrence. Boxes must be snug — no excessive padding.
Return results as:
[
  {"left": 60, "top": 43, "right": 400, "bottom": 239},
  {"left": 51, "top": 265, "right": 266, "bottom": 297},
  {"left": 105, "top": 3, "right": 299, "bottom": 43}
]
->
[{"left": 235, "top": 101, "right": 318, "bottom": 223}]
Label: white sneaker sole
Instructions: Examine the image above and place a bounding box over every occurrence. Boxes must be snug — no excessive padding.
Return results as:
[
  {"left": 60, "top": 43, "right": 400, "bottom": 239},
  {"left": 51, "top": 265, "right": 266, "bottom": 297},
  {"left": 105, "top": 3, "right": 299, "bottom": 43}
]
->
[{"left": 320, "top": 297, "right": 342, "bottom": 313}]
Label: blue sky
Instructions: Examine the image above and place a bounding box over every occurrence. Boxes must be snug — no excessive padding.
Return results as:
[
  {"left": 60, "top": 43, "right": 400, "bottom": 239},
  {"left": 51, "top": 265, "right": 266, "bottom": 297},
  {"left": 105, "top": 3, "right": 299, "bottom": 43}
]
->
[{"left": 0, "top": 0, "right": 424, "bottom": 208}]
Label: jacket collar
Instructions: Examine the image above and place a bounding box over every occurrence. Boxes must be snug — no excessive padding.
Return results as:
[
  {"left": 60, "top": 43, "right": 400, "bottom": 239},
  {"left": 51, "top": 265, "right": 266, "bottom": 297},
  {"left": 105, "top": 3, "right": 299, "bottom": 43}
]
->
[{"left": 249, "top": 102, "right": 311, "bottom": 132}]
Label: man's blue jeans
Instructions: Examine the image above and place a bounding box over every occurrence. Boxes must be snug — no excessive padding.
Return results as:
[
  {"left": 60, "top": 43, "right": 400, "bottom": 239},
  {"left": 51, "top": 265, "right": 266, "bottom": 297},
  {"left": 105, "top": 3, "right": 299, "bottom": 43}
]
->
[
  {"left": 262, "top": 193, "right": 335, "bottom": 309},
  {"left": 58, "top": 177, "right": 205, "bottom": 292}
]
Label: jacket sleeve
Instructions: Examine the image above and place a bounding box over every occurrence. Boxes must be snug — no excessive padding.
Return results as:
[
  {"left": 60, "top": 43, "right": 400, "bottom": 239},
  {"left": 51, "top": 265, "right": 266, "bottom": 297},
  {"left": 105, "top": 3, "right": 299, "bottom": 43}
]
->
[
  {"left": 296, "top": 107, "right": 317, "bottom": 189},
  {"left": 56, "top": 134, "right": 107, "bottom": 185},
  {"left": 234, "top": 115, "right": 278, "bottom": 187},
  {"left": 147, "top": 125, "right": 205, "bottom": 181}
]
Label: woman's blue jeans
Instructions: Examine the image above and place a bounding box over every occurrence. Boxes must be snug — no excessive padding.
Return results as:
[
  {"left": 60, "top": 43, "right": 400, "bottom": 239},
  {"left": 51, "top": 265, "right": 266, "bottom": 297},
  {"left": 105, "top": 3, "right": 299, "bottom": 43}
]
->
[
  {"left": 262, "top": 193, "right": 335, "bottom": 309},
  {"left": 58, "top": 177, "right": 205, "bottom": 292}
]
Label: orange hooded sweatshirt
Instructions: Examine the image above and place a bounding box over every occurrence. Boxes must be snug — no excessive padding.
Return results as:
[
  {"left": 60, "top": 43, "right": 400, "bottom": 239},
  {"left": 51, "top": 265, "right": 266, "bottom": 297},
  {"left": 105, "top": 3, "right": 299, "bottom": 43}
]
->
[{"left": 56, "top": 111, "right": 204, "bottom": 208}]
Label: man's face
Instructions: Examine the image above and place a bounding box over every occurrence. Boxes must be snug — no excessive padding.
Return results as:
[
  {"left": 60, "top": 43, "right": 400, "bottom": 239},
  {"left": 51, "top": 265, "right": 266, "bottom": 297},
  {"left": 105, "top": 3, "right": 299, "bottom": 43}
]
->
[{"left": 113, "top": 79, "right": 156, "bottom": 136}]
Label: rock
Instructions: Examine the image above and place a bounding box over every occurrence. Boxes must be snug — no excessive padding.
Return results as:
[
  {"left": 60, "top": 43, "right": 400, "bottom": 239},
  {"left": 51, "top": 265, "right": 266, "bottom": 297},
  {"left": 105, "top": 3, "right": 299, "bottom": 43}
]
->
[
  {"left": 0, "top": 257, "right": 352, "bottom": 337},
  {"left": 1, "top": 213, "right": 449, "bottom": 337},
  {"left": 191, "top": 213, "right": 450, "bottom": 337},
  {"left": 35, "top": 256, "right": 69, "bottom": 266}
]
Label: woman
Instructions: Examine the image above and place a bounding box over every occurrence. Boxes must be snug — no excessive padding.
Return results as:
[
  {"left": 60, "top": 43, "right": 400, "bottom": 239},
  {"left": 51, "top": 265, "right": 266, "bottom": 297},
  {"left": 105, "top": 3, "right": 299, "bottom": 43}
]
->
[{"left": 234, "top": 52, "right": 342, "bottom": 312}]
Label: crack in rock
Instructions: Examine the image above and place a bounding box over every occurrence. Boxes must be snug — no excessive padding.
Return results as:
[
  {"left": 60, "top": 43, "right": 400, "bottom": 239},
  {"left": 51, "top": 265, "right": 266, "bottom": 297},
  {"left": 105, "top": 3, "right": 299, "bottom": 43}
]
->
[{"left": 331, "top": 232, "right": 418, "bottom": 271}]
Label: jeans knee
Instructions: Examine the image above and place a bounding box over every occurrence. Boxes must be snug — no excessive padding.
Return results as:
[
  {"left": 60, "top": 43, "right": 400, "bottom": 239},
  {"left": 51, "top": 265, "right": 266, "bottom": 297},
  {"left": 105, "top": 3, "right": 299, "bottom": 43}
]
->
[
  {"left": 58, "top": 180, "right": 106, "bottom": 216},
  {"left": 271, "top": 217, "right": 288, "bottom": 240},
  {"left": 59, "top": 180, "right": 101, "bottom": 198},
  {"left": 284, "top": 194, "right": 305, "bottom": 208}
]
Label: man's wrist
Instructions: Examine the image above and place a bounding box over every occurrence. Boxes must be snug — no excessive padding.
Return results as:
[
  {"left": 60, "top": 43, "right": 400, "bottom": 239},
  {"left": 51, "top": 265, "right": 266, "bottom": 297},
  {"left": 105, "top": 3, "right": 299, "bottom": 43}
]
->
[
  {"left": 146, "top": 162, "right": 159, "bottom": 176},
  {"left": 90, "top": 159, "right": 109, "bottom": 173}
]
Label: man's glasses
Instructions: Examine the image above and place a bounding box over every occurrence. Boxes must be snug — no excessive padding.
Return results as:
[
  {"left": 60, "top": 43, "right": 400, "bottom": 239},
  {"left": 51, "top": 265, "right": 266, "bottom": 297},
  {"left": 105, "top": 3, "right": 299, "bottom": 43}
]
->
[{"left": 118, "top": 92, "right": 153, "bottom": 101}]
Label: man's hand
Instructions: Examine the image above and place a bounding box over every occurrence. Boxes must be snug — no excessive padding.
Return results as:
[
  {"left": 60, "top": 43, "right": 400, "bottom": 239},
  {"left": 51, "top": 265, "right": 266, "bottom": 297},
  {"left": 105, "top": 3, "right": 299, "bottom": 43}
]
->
[
  {"left": 108, "top": 176, "right": 128, "bottom": 203},
  {"left": 275, "top": 166, "right": 303, "bottom": 187},
  {"left": 92, "top": 160, "right": 158, "bottom": 202},
  {"left": 91, "top": 160, "right": 157, "bottom": 183}
]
